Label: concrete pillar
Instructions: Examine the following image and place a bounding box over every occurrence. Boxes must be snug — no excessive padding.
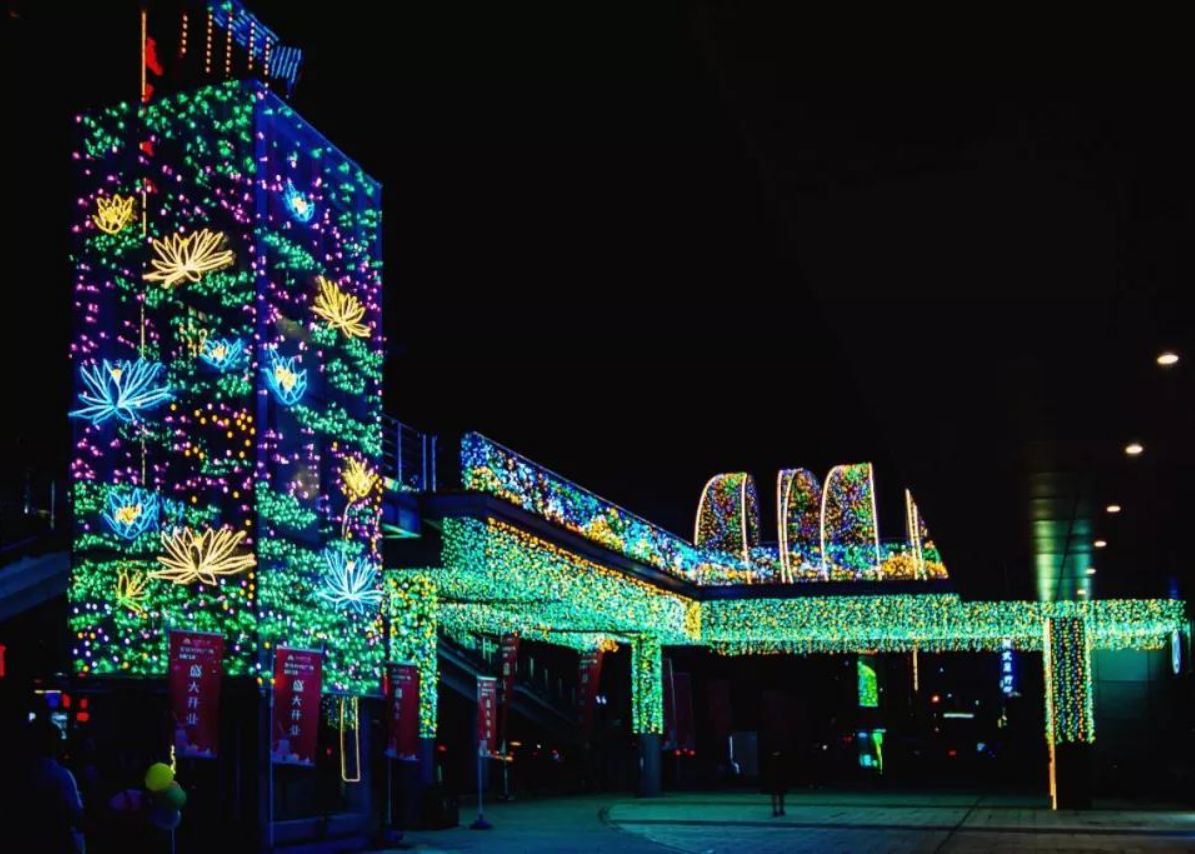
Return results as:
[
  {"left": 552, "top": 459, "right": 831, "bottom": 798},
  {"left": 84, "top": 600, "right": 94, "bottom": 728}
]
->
[
  {"left": 637, "top": 733, "right": 662, "bottom": 797},
  {"left": 1044, "top": 616, "right": 1094, "bottom": 809}
]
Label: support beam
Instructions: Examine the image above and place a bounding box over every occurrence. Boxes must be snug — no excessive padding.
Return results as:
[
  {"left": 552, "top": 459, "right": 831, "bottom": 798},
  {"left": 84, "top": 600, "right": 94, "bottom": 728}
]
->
[
  {"left": 637, "top": 734, "right": 662, "bottom": 797},
  {"left": 631, "top": 636, "right": 664, "bottom": 735},
  {"left": 1043, "top": 616, "right": 1094, "bottom": 809},
  {"left": 631, "top": 637, "right": 663, "bottom": 797}
]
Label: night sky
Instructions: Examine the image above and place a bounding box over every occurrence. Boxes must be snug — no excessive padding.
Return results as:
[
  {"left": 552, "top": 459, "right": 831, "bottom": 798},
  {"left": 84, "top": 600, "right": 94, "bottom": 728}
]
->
[{"left": 4, "top": 5, "right": 1194, "bottom": 603}]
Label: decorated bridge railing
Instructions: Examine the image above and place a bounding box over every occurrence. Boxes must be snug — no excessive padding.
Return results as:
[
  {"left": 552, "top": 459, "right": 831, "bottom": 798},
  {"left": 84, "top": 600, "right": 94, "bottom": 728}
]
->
[{"left": 459, "top": 432, "right": 947, "bottom": 585}]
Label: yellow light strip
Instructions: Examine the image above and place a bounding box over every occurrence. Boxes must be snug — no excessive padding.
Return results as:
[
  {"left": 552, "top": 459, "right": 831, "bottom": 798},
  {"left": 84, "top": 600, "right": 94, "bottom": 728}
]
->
[
  {"left": 140, "top": 8, "right": 147, "bottom": 103},
  {"left": 867, "top": 464, "right": 882, "bottom": 577},
  {"left": 739, "top": 475, "right": 750, "bottom": 574},
  {"left": 818, "top": 465, "right": 843, "bottom": 580},
  {"left": 693, "top": 474, "right": 718, "bottom": 544},
  {"left": 776, "top": 471, "right": 792, "bottom": 584}
]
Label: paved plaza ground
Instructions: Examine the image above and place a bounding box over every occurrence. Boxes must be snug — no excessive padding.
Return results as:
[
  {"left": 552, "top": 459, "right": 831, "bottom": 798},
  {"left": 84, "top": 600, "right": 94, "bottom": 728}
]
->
[{"left": 389, "top": 789, "right": 1195, "bottom": 853}]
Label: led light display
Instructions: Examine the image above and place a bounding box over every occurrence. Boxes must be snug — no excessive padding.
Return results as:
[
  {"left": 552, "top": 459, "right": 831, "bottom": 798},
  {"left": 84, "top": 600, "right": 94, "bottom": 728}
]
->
[
  {"left": 701, "top": 595, "right": 1185, "bottom": 655},
  {"left": 695, "top": 473, "right": 760, "bottom": 565},
  {"left": 93, "top": 193, "right": 136, "bottom": 234},
  {"left": 103, "top": 486, "right": 161, "bottom": 540},
  {"left": 1044, "top": 616, "right": 1094, "bottom": 744},
  {"left": 70, "top": 81, "right": 384, "bottom": 694},
  {"left": 71, "top": 359, "right": 173, "bottom": 424},
  {"left": 463, "top": 433, "right": 947, "bottom": 585},
  {"left": 144, "top": 228, "right": 235, "bottom": 288}
]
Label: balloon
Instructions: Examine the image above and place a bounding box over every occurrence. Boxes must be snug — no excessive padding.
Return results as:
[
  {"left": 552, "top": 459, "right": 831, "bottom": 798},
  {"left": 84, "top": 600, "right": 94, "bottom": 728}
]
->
[
  {"left": 144, "top": 762, "right": 174, "bottom": 792},
  {"left": 155, "top": 781, "right": 187, "bottom": 811},
  {"left": 149, "top": 805, "right": 182, "bottom": 831}
]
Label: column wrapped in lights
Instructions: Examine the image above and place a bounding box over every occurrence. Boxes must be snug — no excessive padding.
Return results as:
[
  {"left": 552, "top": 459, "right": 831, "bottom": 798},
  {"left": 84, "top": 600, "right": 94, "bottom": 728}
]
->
[
  {"left": 632, "top": 636, "right": 664, "bottom": 735},
  {"left": 69, "top": 80, "right": 384, "bottom": 694},
  {"left": 385, "top": 572, "right": 439, "bottom": 738},
  {"left": 1043, "top": 616, "right": 1094, "bottom": 744}
]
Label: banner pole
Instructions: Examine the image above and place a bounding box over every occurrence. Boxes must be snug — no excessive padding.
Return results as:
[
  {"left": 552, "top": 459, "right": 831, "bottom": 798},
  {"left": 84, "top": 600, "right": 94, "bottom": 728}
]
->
[{"left": 469, "top": 747, "right": 492, "bottom": 829}]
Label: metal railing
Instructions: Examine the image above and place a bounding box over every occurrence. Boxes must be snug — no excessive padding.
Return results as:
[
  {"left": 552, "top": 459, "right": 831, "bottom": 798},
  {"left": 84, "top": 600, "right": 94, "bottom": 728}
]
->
[{"left": 381, "top": 415, "right": 435, "bottom": 492}]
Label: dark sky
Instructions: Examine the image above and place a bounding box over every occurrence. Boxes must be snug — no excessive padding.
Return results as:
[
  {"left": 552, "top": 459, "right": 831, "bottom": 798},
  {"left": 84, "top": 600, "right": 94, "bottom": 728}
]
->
[{"left": 4, "top": 4, "right": 1194, "bottom": 602}]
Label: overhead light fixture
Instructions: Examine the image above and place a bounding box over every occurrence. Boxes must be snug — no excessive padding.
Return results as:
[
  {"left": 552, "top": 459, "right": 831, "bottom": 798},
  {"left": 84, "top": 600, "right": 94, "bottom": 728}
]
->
[
  {"left": 1093, "top": 539, "right": 1107, "bottom": 549},
  {"left": 1085, "top": 567, "right": 1097, "bottom": 575},
  {"left": 1106, "top": 504, "right": 1122, "bottom": 514},
  {"left": 1077, "top": 588, "right": 1088, "bottom": 596},
  {"left": 1157, "top": 351, "right": 1180, "bottom": 367},
  {"left": 1125, "top": 442, "right": 1144, "bottom": 456}
]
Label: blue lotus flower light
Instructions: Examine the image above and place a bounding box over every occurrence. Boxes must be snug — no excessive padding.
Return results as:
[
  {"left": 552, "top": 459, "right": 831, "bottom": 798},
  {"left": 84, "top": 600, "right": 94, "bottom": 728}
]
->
[
  {"left": 263, "top": 349, "right": 307, "bottom": 406},
  {"left": 70, "top": 359, "right": 173, "bottom": 424},
  {"left": 317, "top": 549, "right": 381, "bottom": 614},
  {"left": 200, "top": 337, "right": 246, "bottom": 371},
  {"left": 283, "top": 179, "right": 315, "bottom": 223},
  {"left": 102, "top": 486, "right": 160, "bottom": 540}
]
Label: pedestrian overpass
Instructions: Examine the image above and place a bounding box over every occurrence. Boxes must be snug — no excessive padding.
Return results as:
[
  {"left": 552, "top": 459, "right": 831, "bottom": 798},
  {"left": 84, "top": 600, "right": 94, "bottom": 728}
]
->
[{"left": 385, "top": 431, "right": 1187, "bottom": 809}]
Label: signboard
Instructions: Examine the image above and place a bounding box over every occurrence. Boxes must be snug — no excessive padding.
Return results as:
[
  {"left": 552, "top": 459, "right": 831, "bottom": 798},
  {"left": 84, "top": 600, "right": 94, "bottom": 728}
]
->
[
  {"left": 385, "top": 662, "right": 419, "bottom": 761},
  {"left": 578, "top": 648, "right": 605, "bottom": 739},
  {"left": 499, "top": 633, "right": 519, "bottom": 740},
  {"left": 168, "top": 631, "right": 224, "bottom": 759},
  {"left": 272, "top": 648, "right": 322, "bottom": 766},
  {"left": 477, "top": 676, "right": 498, "bottom": 757}
]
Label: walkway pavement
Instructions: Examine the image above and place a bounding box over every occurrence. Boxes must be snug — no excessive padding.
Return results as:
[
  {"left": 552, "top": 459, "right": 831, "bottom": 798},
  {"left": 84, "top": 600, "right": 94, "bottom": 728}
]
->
[{"left": 387, "top": 789, "right": 1195, "bottom": 853}]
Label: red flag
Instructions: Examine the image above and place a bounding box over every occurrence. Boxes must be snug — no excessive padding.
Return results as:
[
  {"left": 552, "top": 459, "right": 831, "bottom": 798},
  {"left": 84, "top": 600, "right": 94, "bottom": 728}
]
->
[
  {"left": 385, "top": 663, "right": 419, "bottom": 762},
  {"left": 272, "top": 648, "right": 322, "bottom": 766},
  {"left": 499, "top": 633, "right": 519, "bottom": 741},
  {"left": 168, "top": 631, "right": 224, "bottom": 759},
  {"left": 578, "top": 649, "right": 605, "bottom": 739},
  {"left": 477, "top": 677, "right": 498, "bottom": 757}
]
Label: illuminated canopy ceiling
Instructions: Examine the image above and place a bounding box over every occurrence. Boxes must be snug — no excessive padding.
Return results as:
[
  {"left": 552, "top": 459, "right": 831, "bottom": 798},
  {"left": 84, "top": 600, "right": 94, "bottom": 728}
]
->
[{"left": 411, "top": 514, "right": 1186, "bottom": 657}]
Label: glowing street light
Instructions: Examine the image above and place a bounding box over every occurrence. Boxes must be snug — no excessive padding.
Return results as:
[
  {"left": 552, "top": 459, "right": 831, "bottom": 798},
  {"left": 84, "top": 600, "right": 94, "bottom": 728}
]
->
[
  {"left": 1093, "top": 539, "right": 1107, "bottom": 549},
  {"left": 1125, "top": 442, "right": 1145, "bottom": 456},
  {"left": 1085, "top": 567, "right": 1097, "bottom": 575},
  {"left": 1157, "top": 352, "right": 1180, "bottom": 367},
  {"left": 1106, "top": 504, "right": 1122, "bottom": 514}
]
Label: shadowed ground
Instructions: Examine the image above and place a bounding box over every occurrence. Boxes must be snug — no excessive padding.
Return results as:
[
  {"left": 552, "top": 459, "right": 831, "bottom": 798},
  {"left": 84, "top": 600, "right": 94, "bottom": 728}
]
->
[{"left": 389, "top": 789, "right": 1195, "bottom": 853}]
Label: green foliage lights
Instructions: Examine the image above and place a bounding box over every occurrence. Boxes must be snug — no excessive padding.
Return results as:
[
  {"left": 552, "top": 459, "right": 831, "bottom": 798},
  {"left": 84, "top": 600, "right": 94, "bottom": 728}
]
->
[
  {"left": 858, "top": 659, "right": 879, "bottom": 708},
  {"left": 438, "top": 517, "right": 699, "bottom": 648},
  {"left": 385, "top": 572, "right": 439, "bottom": 738},
  {"left": 632, "top": 637, "right": 664, "bottom": 735},
  {"left": 702, "top": 595, "right": 1186, "bottom": 655},
  {"left": 70, "top": 81, "right": 385, "bottom": 695},
  {"left": 1044, "top": 616, "right": 1095, "bottom": 744}
]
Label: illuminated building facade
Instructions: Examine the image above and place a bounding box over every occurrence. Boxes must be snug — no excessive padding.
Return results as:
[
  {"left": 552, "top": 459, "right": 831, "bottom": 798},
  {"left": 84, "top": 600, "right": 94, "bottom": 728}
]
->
[{"left": 69, "top": 80, "right": 384, "bottom": 695}]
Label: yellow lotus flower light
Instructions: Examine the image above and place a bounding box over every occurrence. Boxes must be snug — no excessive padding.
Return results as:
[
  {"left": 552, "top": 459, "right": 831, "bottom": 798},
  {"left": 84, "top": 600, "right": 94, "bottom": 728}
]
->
[
  {"left": 143, "top": 229, "right": 235, "bottom": 288},
  {"left": 341, "top": 456, "right": 379, "bottom": 502},
  {"left": 115, "top": 567, "right": 149, "bottom": 616},
  {"left": 151, "top": 526, "right": 256, "bottom": 585},
  {"left": 93, "top": 194, "right": 136, "bottom": 235},
  {"left": 312, "top": 276, "right": 371, "bottom": 339}
]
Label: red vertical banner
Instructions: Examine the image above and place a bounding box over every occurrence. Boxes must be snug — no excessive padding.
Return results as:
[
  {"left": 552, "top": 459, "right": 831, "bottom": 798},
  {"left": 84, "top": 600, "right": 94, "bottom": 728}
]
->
[
  {"left": 578, "top": 649, "right": 605, "bottom": 739},
  {"left": 499, "top": 633, "right": 519, "bottom": 742},
  {"left": 168, "top": 631, "right": 224, "bottom": 759},
  {"left": 272, "top": 648, "right": 323, "bottom": 766},
  {"left": 673, "top": 673, "right": 695, "bottom": 752},
  {"left": 385, "top": 662, "right": 420, "bottom": 761},
  {"left": 477, "top": 676, "right": 498, "bottom": 757},
  {"left": 662, "top": 657, "right": 676, "bottom": 750}
]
